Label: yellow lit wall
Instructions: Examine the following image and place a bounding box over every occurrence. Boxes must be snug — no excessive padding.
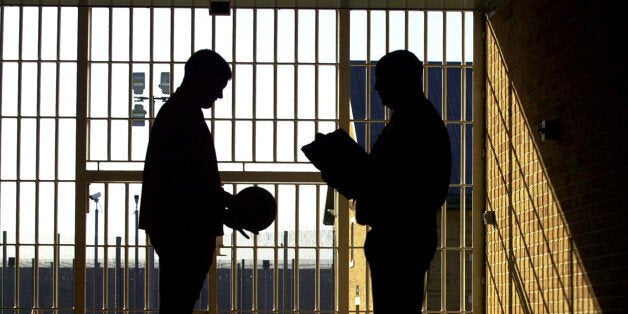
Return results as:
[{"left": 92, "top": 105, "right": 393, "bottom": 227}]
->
[{"left": 483, "top": 1, "right": 627, "bottom": 312}]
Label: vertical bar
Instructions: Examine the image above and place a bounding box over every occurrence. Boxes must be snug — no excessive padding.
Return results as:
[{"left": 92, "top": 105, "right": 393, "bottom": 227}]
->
[
  {"left": 441, "top": 9, "right": 449, "bottom": 311},
  {"left": 190, "top": 6, "right": 196, "bottom": 54},
  {"left": 292, "top": 8, "right": 299, "bottom": 164},
  {"left": 460, "top": 11, "right": 468, "bottom": 311},
  {"left": 272, "top": 7, "right": 278, "bottom": 163},
  {"left": 0, "top": 5, "right": 3, "bottom": 307},
  {"left": 251, "top": 9, "right": 259, "bottom": 310},
  {"left": 314, "top": 185, "right": 321, "bottom": 311},
  {"left": 423, "top": 10, "right": 428, "bottom": 99},
  {"left": 252, "top": 224, "right": 259, "bottom": 312},
  {"left": 127, "top": 7, "right": 134, "bottom": 163},
  {"left": 15, "top": 5, "right": 24, "bottom": 310},
  {"left": 282, "top": 231, "right": 288, "bottom": 312},
  {"left": 252, "top": 8, "right": 258, "bottom": 163},
  {"left": 54, "top": 234, "right": 60, "bottom": 313},
  {"left": 231, "top": 7, "right": 237, "bottom": 162},
  {"left": 54, "top": 6, "right": 62, "bottom": 311},
  {"left": 385, "top": 7, "right": 389, "bottom": 53},
  {"left": 273, "top": 186, "right": 280, "bottom": 311},
  {"left": 74, "top": 2, "right": 91, "bottom": 313},
  {"left": 405, "top": 9, "right": 409, "bottom": 49},
  {"left": 144, "top": 233, "right": 151, "bottom": 310},
  {"left": 293, "top": 185, "right": 300, "bottom": 311},
  {"left": 313, "top": 7, "right": 319, "bottom": 149},
  {"left": 472, "top": 10, "right": 486, "bottom": 314},
  {"left": 115, "top": 236, "right": 122, "bottom": 313},
  {"left": 365, "top": 9, "right": 372, "bottom": 143},
  {"left": 336, "top": 3, "right": 350, "bottom": 313},
  {"left": 148, "top": 6, "right": 155, "bottom": 121},
  {"left": 34, "top": 5, "right": 43, "bottom": 311},
  {"left": 107, "top": 7, "right": 113, "bottom": 164},
  {"left": 103, "top": 185, "right": 110, "bottom": 310},
  {"left": 123, "top": 185, "right": 130, "bottom": 310}
]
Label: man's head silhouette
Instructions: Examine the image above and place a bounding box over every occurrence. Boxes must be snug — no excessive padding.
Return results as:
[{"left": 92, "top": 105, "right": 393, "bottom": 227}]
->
[
  {"left": 374, "top": 50, "right": 424, "bottom": 110},
  {"left": 181, "top": 49, "right": 232, "bottom": 109}
]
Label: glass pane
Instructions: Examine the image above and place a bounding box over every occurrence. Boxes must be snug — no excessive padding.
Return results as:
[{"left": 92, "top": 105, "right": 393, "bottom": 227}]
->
[
  {"left": 318, "top": 10, "right": 336, "bottom": 63},
  {"left": 277, "top": 10, "right": 295, "bottom": 63},
  {"left": 235, "top": 9, "right": 253, "bottom": 62},
  {"left": 256, "top": 9, "right": 275, "bottom": 63},
  {"left": 112, "top": 8, "right": 130, "bottom": 61},
  {"left": 174, "top": 8, "right": 192, "bottom": 62},
  {"left": 91, "top": 8, "right": 110, "bottom": 62},
  {"left": 153, "top": 8, "right": 171, "bottom": 62},
  {"left": 21, "top": 7, "right": 39, "bottom": 61}
]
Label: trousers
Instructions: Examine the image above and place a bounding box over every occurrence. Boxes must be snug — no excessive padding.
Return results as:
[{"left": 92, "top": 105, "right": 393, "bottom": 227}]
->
[{"left": 150, "top": 232, "right": 217, "bottom": 314}]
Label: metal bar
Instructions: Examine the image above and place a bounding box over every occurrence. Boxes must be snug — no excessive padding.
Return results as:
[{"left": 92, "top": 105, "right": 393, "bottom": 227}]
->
[
  {"left": 231, "top": 8, "right": 237, "bottom": 164},
  {"left": 336, "top": 4, "right": 350, "bottom": 313},
  {"left": 293, "top": 185, "right": 300, "bottom": 311},
  {"left": 1, "top": 0, "right": 478, "bottom": 10},
  {"left": 252, "top": 8, "right": 258, "bottom": 164},
  {"left": 34, "top": 5, "right": 43, "bottom": 311},
  {"left": 14, "top": 5, "right": 24, "bottom": 310},
  {"left": 102, "top": 184, "right": 110, "bottom": 310},
  {"left": 107, "top": 7, "right": 113, "bottom": 164},
  {"left": 0, "top": 5, "right": 4, "bottom": 308},
  {"left": 272, "top": 5, "right": 279, "bottom": 164},
  {"left": 315, "top": 185, "right": 322, "bottom": 311},
  {"left": 273, "top": 185, "right": 280, "bottom": 310},
  {"left": 292, "top": 8, "right": 299, "bottom": 165},
  {"left": 53, "top": 7, "right": 63, "bottom": 312},
  {"left": 123, "top": 184, "right": 130, "bottom": 310},
  {"left": 127, "top": 7, "right": 134, "bottom": 163},
  {"left": 460, "top": 11, "right": 469, "bottom": 311},
  {"left": 472, "top": 10, "right": 486, "bottom": 313},
  {"left": 74, "top": 2, "right": 91, "bottom": 312},
  {"left": 441, "top": 10, "right": 449, "bottom": 311}
]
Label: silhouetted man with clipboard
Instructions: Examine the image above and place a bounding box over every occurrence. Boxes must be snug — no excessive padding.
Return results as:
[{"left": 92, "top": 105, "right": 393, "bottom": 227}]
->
[{"left": 303, "top": 50, "right": 451, "bottom": 313}]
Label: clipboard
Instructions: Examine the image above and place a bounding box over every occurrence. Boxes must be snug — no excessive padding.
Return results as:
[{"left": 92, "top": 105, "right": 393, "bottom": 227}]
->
[{"left": 301, "top": 129, "right": 367, "bottom": 198}]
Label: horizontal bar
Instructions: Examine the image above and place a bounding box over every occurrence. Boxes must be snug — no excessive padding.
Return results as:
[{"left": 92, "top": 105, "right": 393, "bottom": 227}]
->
[
  {"left": 84, "top": 170, "right": 324, "bottom": 183},
  {"left": 2, "top": 0, "right": 478, "bottom": 10}
]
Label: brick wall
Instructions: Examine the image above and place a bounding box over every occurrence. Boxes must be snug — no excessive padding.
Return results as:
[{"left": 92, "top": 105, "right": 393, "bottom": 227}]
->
[
  {"left": 484, "top": 1, "right": 627, "bottom": 312},
  {"left": 348, "top": 205, "right": 372, "bottom": 311}
]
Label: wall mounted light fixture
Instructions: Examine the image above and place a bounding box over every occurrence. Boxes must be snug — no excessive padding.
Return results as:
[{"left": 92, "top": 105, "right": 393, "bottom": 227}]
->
[
  {"left": 538, "top": 120, "right": 562, "bottom": 141},
  {"left": 483, "top": 211, "right": 496, "bottom": 225}
]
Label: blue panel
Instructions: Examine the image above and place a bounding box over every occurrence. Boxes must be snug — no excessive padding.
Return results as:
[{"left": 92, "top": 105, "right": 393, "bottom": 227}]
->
[
  {"left": 350, "top": 62, "right": 368, "bottom": 149},
  {"left": 466, "top": 124, "right": 473, "bottom": 184},
  {"left": 466, "top": 67, "right": 473, "bottom": 121},
  {"left": 447, "top": 123, "right": 462, "bottom": 185},
  {"left": 369, "top": 122, "right": 386, "bottom": 149},
  {"left": 447, "top": 66, "right": 462, "bottom": 121},
  {"left": 427, "top": 65, "right": 443, "bottom": 116},
  {"left": 369, "top": 66, "right": 385, "bottom": 120},
  {"left": 349, "top": 63, "right": 367, "bottom": 120}
]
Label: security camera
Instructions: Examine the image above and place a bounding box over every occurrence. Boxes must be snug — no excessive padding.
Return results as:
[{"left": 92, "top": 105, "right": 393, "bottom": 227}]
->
[{"left": 90, "top": 192, "right": 101, "bottom": 202}]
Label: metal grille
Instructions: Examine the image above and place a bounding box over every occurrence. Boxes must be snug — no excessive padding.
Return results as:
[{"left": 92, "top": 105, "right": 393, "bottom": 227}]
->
[{"left": 0, "top": 3, "right": 475, "bottom": 313}]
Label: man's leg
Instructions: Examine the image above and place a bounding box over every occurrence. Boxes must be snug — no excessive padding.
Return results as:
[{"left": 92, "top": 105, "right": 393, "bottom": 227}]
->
[
  {"left": 365, "top": 229, "right": 435, "bottom": 313},
  {"left": 152, "top": 234, "right": 216, "bottom": 313}
]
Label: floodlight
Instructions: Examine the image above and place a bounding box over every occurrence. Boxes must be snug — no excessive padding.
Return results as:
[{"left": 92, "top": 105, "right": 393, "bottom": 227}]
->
[
  {"left": 159, "top": 72, "right": 170, "bottom": 95},
  {"left": 132, "top": 72, "right": 145, "bottom": 95},
  {"left": 132, "top": 104, "right": 147, "bottom": 126}
]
